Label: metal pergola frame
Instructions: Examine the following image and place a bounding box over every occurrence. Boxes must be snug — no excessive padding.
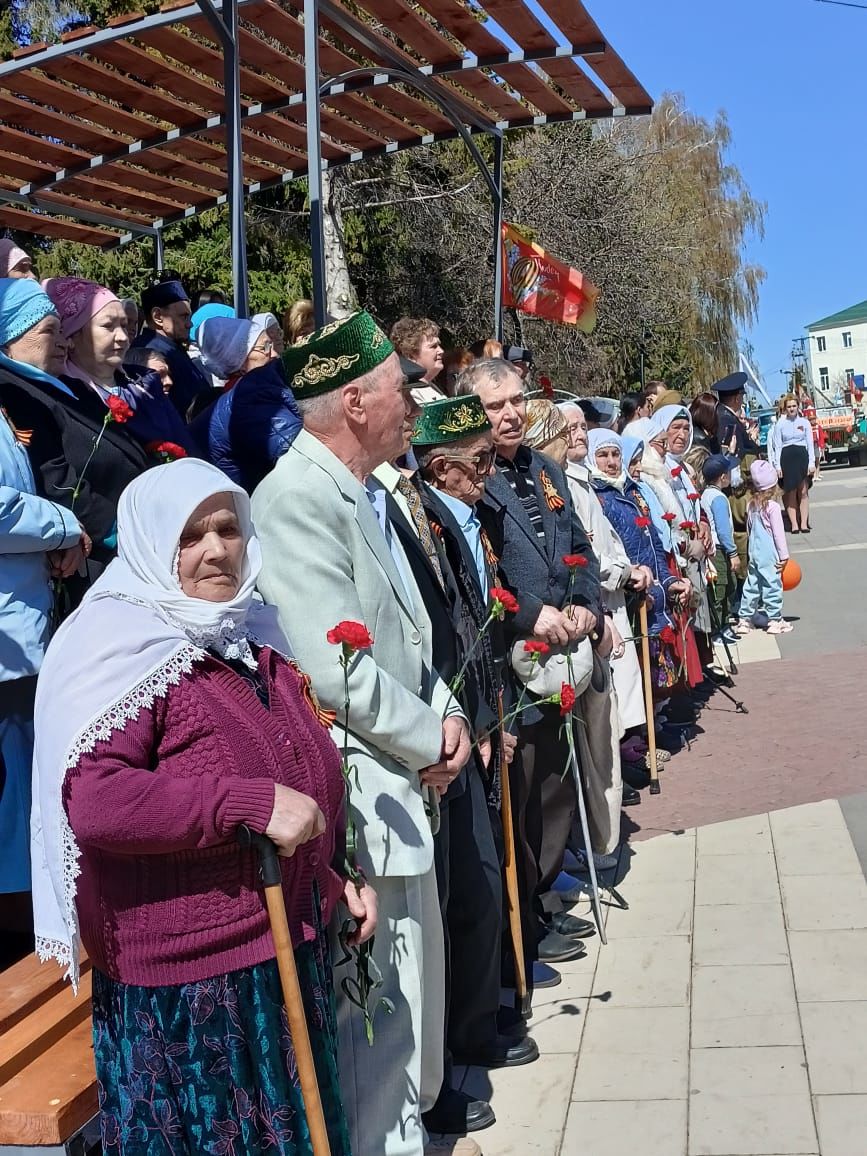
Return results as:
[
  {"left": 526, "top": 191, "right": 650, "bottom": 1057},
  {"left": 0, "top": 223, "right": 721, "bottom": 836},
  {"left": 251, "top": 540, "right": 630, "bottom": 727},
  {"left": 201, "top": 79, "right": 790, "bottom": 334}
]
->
[{"left": 0, "top": 0, "right": 653, "bottom": 337}]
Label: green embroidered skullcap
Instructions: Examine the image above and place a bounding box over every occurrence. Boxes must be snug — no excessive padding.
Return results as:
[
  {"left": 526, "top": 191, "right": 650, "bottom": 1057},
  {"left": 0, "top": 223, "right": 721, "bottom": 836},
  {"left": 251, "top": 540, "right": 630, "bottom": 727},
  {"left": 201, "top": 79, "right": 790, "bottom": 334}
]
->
[
  {"left": 281, "top": 311, "right": 395, "bottom": 398},
  {"left": 411, "top": 394, "right": 491, "bottom": 446}
]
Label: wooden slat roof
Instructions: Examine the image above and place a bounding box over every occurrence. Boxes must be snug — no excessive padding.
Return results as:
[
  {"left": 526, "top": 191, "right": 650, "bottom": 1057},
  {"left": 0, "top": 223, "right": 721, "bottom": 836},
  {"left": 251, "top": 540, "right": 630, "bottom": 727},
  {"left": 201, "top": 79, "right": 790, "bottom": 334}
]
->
[{"left": 0, "top": 0, "right": 652, "bottom": 248}]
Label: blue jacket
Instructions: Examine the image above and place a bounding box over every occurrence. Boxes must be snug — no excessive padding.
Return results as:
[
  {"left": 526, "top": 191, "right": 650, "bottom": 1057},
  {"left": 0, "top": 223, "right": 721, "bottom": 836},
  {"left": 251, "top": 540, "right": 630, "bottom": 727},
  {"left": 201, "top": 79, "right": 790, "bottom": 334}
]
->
[
  {"left": 190, "top": 360, "right": 302, "bottom": 494},
  {"left": 118, "top": 365, "right": 200, "bottom": 457},
  {"left": 0, "top": 408, "right": 80, "bottom": 681},
  {"left": 592, "top": 475, "right": 674, "bottom": 636},
  {"left": 131, "top": 329, "right": 211, "bottom": 418}
]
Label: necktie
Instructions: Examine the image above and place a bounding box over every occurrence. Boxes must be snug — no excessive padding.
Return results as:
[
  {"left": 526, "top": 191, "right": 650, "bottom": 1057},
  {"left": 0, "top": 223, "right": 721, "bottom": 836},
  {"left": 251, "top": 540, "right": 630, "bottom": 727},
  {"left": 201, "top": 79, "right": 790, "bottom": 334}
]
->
[{"left": 396, "top": 475, "right": 445, "bottom": 589}]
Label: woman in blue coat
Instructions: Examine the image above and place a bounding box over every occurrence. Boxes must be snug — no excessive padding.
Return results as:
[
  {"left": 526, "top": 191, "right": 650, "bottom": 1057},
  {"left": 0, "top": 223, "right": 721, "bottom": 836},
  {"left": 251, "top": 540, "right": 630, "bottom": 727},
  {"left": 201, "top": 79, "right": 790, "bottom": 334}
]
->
[{"left": 587, "top": 429, "right": 689, "bottom": 691}]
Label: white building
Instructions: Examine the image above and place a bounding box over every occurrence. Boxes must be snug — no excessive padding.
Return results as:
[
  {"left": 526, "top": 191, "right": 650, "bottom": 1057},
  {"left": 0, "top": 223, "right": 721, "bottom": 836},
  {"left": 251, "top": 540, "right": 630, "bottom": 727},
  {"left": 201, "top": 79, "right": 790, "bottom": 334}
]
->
[{"left": 806, "top": 299, "right": 867, "bottom": 401}]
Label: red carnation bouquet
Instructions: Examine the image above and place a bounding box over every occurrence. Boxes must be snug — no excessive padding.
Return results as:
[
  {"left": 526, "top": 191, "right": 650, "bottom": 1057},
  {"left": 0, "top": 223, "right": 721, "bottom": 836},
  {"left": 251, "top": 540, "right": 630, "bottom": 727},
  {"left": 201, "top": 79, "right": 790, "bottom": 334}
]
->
[
  {"left": 450, "top": 587, "right": 520, "bottom": 700},
  {"left": 70, "top": 393, "right": 133, "bottom": 509},
  {"left": 327, "top": 621, "right": 392, "bottom": 1044}
]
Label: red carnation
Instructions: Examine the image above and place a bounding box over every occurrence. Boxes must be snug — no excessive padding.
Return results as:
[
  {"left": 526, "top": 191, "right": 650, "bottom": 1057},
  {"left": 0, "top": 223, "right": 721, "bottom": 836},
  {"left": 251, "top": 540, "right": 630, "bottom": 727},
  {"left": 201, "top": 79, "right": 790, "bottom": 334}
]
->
[
  {"left": 559, "top": 682, "right": 576, "bottom": 716},
  {"left": 679, "top": 520, "right": 695, "bottom": 531},
  {"left": 523, "top": 640, "right": 550, "bottom": 656},
  {"left": 490, "top": 587, "right": 519, "bottom": 618},
  {"left": 634, "top": 516, "right": 651, "bottom": 529},
  {"left": 659, "top": 625, "right": 677, "bottom": 645},
  {"left": 670, "top": 466, "right": 683, "bottom": 477},
  {"left": 145, "top": 440, "right": 187, "bottom": 460},
  {"left": 563, "top": 553, "right": 588, "bottom": 568},
  {"left": 687, "top": 492, "right": 700, "bottom": 502},
  {"left": 327, "top": 621, "right": 374, "bottom": 653},
  {"left": 539, "top": 374, "right": 554, "bottom": 400},
  {"left": 662, "top": 512, "right": 676, "bottom": 523},
  {"left": 106, "top": 395, "right": 133, "bottom": 423}
]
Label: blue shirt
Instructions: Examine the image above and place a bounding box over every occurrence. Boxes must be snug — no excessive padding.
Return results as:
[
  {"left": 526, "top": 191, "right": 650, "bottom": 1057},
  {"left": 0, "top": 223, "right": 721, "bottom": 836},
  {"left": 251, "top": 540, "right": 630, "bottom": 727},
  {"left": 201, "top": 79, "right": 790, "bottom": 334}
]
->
[
  {"left": 434, "top": 488, "right": 489, "bottom": 602},
  {"left": 364, "top": 479, "right": 415, "bottom": 606}
]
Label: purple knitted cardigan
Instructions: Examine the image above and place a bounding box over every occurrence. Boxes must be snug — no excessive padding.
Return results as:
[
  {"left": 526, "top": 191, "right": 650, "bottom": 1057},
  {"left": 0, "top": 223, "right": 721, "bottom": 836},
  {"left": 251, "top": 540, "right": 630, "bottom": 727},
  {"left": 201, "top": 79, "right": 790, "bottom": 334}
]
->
[{"left": 63, "top": 647, "right": 347, "bottom": 987}]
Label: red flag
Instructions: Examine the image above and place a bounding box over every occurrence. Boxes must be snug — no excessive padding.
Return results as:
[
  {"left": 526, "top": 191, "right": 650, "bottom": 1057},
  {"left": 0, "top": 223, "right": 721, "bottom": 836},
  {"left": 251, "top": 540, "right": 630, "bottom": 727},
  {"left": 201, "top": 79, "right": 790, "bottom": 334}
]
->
[{"left": 501, "top": 222, "right": 599, "bottom": 333}]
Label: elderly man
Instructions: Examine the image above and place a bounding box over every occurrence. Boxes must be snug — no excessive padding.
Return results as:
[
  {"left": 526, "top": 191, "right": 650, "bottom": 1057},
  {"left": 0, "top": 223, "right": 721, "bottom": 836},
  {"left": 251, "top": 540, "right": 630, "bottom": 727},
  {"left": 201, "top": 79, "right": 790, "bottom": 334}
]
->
[
  {"left": 252, "top": 312, "right": 471, "bottom": 1156},
  {"left": 390, "top": 316, "right": 446, "bottom": 405},
  {"left": 131, "top": 279, "right": 210, "bottom": 417},
  {"left": 456, "top": 359, "right": 603, "bottom": 971}
]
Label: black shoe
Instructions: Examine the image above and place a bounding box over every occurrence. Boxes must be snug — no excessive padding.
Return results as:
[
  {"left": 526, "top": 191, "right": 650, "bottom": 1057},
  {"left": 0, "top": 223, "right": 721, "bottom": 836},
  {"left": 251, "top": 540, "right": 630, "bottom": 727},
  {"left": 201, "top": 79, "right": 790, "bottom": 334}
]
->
[
  {"left": 622, "top": 785, "right": 641, "bottom": 807},
  {"left": 549, "top": 911, "right": 596, "bottom": 938},
  {"left": 532, "top": 961, "right": 561, "bottom": 988},
  {"left": 538, "top": 927, "right": 586, "bottom": 962},
  {"left": 423, "top": 1089, "right": 496, "bottom": 1134},
  {"left": 802, "top": 524, "right": 811, "bottom": 533},
  {"left": 454, "top": 1034, "right": 539, "bottom": 1068},
  {"left": 663, "top": 700, "right": 697, "bottom": 724},
  {"left": 621, "top": 761, "right": 651, "bottom": 790}
]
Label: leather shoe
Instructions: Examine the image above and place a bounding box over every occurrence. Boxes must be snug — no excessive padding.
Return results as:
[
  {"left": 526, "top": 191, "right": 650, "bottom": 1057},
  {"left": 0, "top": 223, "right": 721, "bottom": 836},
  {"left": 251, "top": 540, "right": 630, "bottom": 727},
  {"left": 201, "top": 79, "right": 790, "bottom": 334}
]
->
[
  {"left": 424, "top": 1139, "right": 482, "bottom": 1155},
  {"left": 538, "top": 927, "right": 586, "bottom": 962},
  {"left": 532, "top": 961, "right": 561, "bottom": 987},
  {"left": 423, "top": 1089, "right": 495, "bottom": 1134},
  {"left": 621, "top": 761, "right": 651, "bottom": 790},
  {"left": 622, "top": 784, "right": 641, "bottom": 807},
  {"left": 549, "top": 911, "right": 595, "bottom": 938},
  {"left": 454, "top": 1033, "right": 539, "bottom": 1068}
]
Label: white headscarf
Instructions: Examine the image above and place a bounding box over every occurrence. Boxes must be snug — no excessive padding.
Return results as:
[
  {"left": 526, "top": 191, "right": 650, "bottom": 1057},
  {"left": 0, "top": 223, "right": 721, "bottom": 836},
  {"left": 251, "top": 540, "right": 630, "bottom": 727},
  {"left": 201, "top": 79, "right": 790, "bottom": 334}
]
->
[
  {"left": 587, "top": 428, "right": 627, "bottom": 489},
  {"left": 653, "top": 404, "right": 694, "bottom": 464},
  {"left": 252, "top": 311, "right": 280, "bottom": 331},
  {"left": 30, "top": 459, "right": 289, "bottom": 985},
  {"left": 199, "top": 315, "right": 266, "bottom": 382}
]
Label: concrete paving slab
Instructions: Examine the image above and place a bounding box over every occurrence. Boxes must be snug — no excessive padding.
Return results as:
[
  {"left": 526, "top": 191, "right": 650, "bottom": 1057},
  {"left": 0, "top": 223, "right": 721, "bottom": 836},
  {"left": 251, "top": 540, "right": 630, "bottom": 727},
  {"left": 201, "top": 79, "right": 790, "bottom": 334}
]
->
[
  {"left": 813, "top": 1094, "right": 867, "bottom": 1156},
  {"left": 572, "top": 1005, "right": 689, "bottom": 1101},
  {"left": 780, "top": 872, "right": 867, "bottom": 930},
  {"left": 603, "top": 879, "right": 693, "bottom": 938},
  {"left": 695, "top": 852, "right": 781, "bottom": 906},
  {"left": 591, "top": 934, "right": 692, "bottom": 1008},
  {"left": 460, "top": 1054, "right": 577, "bottom": 1154},
  {"left": 561, "top": 1098, "right": 687, "bottom": 1156},
  {"left": 693, "top": 902, "right": 788, "bottom": 967},
  {"left": 787, "top": 929, "right": 867, "bottom": 1002},
  {"left": 691, "top": 964, "right": 801, "bottom": 1049},
  {"left": 799, "top": 1002, "right": 867, "bottom": 1095},
  {"left": 696, "top": 814, "right": 774, "bottom": 857}
]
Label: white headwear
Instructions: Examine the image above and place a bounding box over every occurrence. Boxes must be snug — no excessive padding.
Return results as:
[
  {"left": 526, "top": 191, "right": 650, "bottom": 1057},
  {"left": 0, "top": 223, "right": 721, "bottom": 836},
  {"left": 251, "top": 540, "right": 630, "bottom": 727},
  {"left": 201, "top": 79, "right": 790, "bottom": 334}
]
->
[
  {"left": 652, "top": 404, "right": 694, "bottom": 462},
  {"left": 199, "top": 315, "right": 266, "bottom": 381},
  {"left": 252, "top": 311, "right": 280, "bottom": 331},
  {"left": 30, "top": 459, "right": 289, "bottom": 985}
]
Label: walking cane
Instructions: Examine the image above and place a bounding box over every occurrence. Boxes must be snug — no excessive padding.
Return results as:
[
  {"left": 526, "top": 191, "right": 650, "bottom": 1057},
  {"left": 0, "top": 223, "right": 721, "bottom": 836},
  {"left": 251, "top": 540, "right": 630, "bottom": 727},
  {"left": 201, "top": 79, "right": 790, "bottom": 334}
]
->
[
  {"left": 497, "top": 691, "right": 532, "bottom": 1019},
  {"left": 564, "top": 720, "right": 608, "bottom": 945},
  {"left": 238, "top": 826, "right": 332, "bottom": 1156},
  {"left": 638, "top": 599, "right": 661, "bottom": 796}
]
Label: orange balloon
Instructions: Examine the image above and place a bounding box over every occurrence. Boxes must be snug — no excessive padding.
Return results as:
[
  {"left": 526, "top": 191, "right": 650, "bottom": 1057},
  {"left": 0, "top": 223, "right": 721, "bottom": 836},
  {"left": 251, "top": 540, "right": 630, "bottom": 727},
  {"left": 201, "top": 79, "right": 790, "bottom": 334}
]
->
[{"left": 782, "top": 557, "right": 802, "bottom": 591}]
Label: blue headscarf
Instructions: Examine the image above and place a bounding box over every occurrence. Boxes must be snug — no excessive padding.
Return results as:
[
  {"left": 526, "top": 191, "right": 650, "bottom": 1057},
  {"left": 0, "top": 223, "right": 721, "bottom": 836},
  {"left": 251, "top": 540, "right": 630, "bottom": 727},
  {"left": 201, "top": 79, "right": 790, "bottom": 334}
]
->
[
  {"left": 0, "top": 278, "right": 74, "bottom": 397},
  {"left": 190, "top": 303, "right": 235, "bottom": 345}
]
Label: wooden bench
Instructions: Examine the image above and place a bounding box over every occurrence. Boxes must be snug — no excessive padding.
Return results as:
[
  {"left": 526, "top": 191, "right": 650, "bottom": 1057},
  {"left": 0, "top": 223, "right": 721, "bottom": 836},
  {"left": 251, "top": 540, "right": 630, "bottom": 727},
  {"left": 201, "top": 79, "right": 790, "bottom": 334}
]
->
[{"left": 0, "top": 953, "right": 98, "bottom": 1154}]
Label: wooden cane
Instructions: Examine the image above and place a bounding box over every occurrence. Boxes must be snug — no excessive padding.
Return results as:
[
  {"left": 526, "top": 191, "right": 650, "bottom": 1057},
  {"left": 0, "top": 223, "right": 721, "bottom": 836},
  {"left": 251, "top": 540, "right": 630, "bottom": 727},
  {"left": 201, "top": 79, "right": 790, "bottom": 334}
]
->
[
  {"left": 497, "top": 691, "right": 531, "bottom": 1018},
  {"left": 638, "top": 600, "right": 661, "bottom": 796},
  {"left": 238, "top": 827, "right": 332, "bottom": 1156}
]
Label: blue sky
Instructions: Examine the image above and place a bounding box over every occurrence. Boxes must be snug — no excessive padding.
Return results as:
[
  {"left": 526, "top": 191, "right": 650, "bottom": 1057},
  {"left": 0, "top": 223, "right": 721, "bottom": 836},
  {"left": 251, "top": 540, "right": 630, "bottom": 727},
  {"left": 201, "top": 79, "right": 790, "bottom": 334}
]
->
[{"left": 582, "top": 0, "right": 867, "bottom": 392}]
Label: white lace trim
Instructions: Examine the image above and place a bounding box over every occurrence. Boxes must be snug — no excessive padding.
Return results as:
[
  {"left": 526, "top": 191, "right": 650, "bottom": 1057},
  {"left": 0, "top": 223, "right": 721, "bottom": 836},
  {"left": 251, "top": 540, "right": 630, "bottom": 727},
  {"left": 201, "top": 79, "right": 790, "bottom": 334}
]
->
[{"left": 45, "top": 642, "right": 207, "bottom": 990}]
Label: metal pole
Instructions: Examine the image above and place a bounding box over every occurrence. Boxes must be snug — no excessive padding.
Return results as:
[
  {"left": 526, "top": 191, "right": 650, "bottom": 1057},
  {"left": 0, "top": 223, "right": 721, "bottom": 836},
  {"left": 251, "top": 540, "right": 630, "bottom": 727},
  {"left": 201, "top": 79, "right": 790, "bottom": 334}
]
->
[
  {"left": 304, "top": 0, "right": 327, "bottom": 325},
  {"left": 154, "top": 229, "right": 165, "bottom": 273},
  {"left": 223, "top": 0, "right": 248, "bottom": 317},
  {"left": 492, "top": 133, "right": 505, "bottom": 342}
]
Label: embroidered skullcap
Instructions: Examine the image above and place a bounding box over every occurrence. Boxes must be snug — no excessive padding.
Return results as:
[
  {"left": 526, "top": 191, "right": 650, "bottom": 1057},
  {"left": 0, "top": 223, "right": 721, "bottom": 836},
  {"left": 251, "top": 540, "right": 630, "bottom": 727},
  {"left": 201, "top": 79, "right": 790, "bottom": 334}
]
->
[
  {"left": 281, "top": 311, "right": 395, "bottom": 399},
  {"left": 199, "top": 315, "right": 266, "bottom": 380},
  {"left": 42, "top": 277, "right": 119, "bottom": 340},
  {"left": 0, "top": 278, "right": 58, "bottom": 348},
  {"left": 411, "top": 394, "right": 490, "bottom": 446},
  {"left": 0, "top": 239, "right": 30, "bottom": 277},
  {"left": 140, "top": 280, "right": 189, "bottom": 315}
]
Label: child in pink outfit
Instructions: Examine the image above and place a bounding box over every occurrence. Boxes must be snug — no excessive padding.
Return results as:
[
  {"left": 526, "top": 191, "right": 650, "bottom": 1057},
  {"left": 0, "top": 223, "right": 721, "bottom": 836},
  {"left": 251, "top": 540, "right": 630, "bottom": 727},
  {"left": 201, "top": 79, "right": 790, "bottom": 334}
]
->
[{"left": 736, "top": 460, "right": 793, "bottom": 636}]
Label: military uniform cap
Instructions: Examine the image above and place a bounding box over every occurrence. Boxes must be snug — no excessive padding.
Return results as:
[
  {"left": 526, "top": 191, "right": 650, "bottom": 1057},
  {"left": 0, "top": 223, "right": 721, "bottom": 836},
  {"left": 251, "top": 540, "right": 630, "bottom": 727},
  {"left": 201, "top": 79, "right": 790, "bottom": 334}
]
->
[
  {"left": 282, "top": 310, "right": 395, "bottom": 399},
  {"left": 411, "top": 394, "right": 491, "bottom": 446},
  {"left": 713, "top": 372, "right": 748, "bottom": 397}
]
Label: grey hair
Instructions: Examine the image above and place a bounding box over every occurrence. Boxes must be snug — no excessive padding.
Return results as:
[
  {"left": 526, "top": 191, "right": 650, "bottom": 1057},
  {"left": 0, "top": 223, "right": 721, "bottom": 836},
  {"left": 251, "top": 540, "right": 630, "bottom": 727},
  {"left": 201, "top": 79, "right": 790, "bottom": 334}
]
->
[
  {"left": 454, "top": 357, "right": 523, "bottom": 397},
  {"left": 295, "top": 362, "right": 383, "bottom": 428},
  {"left": 415, "top": 431, "right": 481, "bottom": 478}
]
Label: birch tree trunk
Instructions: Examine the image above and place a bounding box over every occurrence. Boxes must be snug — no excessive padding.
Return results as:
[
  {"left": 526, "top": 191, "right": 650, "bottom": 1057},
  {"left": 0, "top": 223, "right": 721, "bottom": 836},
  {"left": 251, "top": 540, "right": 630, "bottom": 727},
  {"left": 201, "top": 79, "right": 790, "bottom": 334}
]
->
[{"left": 322, "top": 171, "right": 357, "bottom": 318}]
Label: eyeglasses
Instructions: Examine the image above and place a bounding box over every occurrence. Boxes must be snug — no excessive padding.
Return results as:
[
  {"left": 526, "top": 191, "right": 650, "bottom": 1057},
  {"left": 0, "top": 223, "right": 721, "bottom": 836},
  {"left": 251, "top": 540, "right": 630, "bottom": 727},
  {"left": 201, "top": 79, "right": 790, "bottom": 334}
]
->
[
  {"left": 250, "top": 339, "right": 274, "bottom": 356},
  {"left": 442, "top": 449, "right": 496, "bottom": 473}
]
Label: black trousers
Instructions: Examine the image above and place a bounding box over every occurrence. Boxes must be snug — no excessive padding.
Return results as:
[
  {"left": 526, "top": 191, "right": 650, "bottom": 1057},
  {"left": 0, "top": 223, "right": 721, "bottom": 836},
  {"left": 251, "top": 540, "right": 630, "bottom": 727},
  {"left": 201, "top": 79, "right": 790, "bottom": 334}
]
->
[
  {"left": 518, "top": 709, "right": 576, "bottom": 924},
  {"left": 433, "top": 766, "right": 503, "bottom": 1067}
]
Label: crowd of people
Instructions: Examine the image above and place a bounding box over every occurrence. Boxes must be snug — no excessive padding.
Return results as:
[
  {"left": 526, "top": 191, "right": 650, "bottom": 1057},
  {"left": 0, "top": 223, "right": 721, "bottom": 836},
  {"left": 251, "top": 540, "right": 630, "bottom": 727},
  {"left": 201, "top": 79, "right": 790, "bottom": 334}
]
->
[{"left": 0, "top": 244, "right": 804, "bottom": 1156}]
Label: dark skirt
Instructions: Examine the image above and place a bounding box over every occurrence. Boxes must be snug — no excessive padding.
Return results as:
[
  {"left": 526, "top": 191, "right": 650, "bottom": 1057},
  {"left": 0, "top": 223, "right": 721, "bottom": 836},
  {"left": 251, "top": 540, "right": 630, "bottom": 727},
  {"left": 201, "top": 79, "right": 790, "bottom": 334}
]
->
[
  {"left": 780, "top": 444, "right": 809, "bottom": 493},
  {"left": 0, "top": 676, "right": 37, "bottom": 894},
  {"left": 92, "top": 934, "right": 351, "bottom": 1156}
]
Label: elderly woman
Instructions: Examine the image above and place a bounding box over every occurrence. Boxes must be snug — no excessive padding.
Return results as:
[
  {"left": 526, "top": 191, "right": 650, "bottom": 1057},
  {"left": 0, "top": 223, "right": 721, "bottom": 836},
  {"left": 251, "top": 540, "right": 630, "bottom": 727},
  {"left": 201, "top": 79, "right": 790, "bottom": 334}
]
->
[
  {"left": 199, "top": 314, "right": 277, "bottom": 389},
  {"left": 769, "top": 394, "right": 815, "bottom": 533},
  {"left": 523, "top": 397, "right": 570, "bottom": 466},
  {"left": 191, "top": 318, "right": 301, "bottom": 493},
  {"left": 253, "top": 311, "right": 286, "bottom": 356},
  {"left": 0, "top": 239, "right": 36, "bottom": 280},
  {"left": 32, "top": 459, "right": 373, "bottom": 1154},
  {"left": 587, "top": 429, "right": 690, "bottom": 694}
]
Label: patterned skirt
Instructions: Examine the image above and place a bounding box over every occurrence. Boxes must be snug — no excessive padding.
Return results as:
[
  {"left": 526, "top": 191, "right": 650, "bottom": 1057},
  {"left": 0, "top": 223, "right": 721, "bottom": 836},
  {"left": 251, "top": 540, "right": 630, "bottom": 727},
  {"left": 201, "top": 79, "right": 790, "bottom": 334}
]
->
[{"left": 92, "top": 933, "right": 351, "bottom": 1156}]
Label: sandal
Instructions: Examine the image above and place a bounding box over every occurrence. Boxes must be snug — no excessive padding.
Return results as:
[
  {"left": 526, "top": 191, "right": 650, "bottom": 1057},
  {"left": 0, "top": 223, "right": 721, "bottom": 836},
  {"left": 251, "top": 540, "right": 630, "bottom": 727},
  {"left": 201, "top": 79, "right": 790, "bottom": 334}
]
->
[{"left": 733, "top": 619, "right": 753, "bottom": 636}]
